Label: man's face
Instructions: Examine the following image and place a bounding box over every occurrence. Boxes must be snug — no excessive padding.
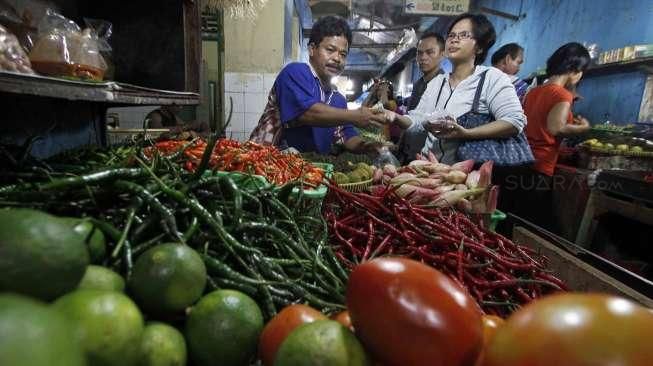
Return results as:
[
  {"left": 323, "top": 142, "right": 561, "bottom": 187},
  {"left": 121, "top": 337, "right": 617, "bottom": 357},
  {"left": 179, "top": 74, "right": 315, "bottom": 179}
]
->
[
  {"left": 500, "top": 51, "right": 524, "bottom": 75},
  {"left": 309, "top": 36, "right": 348, "bottom": 83},
  {"left": 416, "top": 37, "right": 443, "bottom": 74}
]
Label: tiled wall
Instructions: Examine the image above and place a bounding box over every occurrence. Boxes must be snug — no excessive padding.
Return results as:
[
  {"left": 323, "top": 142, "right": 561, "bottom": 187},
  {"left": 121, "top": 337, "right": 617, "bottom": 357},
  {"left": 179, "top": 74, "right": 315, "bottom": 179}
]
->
[
  {"left": 224, "top": 72, "right": 277, "bottom": 142},
  {"left": 107, "top": 72, "right": 275, "bottom": 139},
  {"left": 107, "top": 106, "right": 159, "bottom": 129}
]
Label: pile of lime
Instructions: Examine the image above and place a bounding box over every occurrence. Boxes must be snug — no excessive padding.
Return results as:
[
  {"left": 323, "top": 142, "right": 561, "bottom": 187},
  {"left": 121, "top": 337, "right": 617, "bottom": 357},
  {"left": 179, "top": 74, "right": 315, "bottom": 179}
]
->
[{"left": 333, "top": 162, "right": 375, "bottom": 184}]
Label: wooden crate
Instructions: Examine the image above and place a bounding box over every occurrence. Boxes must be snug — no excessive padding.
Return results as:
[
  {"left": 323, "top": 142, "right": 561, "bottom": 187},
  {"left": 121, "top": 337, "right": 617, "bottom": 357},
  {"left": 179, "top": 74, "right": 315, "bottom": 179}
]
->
[{"left": 511, "top": 226, "right": 653, "bottom": 308}]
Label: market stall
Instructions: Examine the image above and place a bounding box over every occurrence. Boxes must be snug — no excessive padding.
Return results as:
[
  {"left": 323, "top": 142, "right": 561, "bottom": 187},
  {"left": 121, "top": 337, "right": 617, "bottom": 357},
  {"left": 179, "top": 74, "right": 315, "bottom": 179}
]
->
[{"left": 1, "top": 134, "right": 653, "bottom": 366}]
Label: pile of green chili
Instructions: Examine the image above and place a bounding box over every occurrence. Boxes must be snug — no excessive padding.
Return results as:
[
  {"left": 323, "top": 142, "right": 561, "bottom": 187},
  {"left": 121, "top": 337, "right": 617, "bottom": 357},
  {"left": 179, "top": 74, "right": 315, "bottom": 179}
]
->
[{"left": 0, "top": 138, "right": 346, "bottom": 318}]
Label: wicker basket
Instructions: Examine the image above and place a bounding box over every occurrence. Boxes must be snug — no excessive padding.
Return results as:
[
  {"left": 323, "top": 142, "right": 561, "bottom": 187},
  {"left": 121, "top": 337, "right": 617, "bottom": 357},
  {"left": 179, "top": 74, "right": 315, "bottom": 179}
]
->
[{"left": 337, "top": 178, "right": 374, "bottom": 192}]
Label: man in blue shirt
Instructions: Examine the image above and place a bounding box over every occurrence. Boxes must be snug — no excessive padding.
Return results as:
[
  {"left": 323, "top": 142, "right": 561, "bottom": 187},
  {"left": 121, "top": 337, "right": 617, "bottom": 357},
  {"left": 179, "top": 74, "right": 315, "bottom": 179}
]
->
[
  {"left": 250, "top": 16, "right": 387, "bottom": 154},
  {"left": 491, "top": 43, "right": 529, "bottom": 103}
]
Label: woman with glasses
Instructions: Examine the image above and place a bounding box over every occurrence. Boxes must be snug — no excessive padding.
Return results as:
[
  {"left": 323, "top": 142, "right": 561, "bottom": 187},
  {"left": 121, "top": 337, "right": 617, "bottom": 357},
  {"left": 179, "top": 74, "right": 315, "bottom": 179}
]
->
[{"left": 386, "top": 13, "right": 532, "bottom": 169}]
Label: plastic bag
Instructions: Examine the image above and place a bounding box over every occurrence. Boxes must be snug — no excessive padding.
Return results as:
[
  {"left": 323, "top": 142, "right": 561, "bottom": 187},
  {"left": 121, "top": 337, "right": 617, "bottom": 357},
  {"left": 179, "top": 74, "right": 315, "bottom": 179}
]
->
[
  {"left": 0, "top": 0, "right": 52, "bottom": 53},
  {"left": 373, "top": 146, "right": 400, "bottom": 167},
  {"left": 28, "top": 9, "right": 111, "bottom": 80},
  {"left": 0, "top": 24, "right": 34, "bottom": 73}
]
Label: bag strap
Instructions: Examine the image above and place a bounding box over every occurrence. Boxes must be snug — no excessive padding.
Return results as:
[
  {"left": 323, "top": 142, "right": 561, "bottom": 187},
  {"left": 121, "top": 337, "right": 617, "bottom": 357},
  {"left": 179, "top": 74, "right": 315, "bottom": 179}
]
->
[
  {"left": 434, "top": 77, "right": 447, "bottom": 108},
  {"left": 471, "top": 70, "right": 489, "bottom": 113}
]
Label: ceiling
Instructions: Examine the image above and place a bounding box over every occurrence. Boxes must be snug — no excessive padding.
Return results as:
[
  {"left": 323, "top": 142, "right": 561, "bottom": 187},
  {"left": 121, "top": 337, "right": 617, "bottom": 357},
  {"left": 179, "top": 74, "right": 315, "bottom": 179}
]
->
[{"left": 304, "top": 0, "right": 455, "bottom": 93}]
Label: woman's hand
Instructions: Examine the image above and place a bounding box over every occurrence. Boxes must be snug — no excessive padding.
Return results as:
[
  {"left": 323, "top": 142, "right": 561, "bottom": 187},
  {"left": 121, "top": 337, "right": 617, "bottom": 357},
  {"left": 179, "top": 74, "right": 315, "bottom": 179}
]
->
[
  {"left": 422, "top": 116, "right": 469, "bottom": 139},
  {"left": 432, "top": 122, "right": 470, "bottom": 139}
]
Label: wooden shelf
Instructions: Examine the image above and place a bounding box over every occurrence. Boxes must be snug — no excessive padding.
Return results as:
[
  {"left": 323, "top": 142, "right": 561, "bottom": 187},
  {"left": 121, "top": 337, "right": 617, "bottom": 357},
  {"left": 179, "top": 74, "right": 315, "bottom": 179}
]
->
[
  {"left": 0, "top": 72, "right": 200, "bottom": 106},
  {"left": 585, "top": 57, "right": 653, "bottom": 77}
]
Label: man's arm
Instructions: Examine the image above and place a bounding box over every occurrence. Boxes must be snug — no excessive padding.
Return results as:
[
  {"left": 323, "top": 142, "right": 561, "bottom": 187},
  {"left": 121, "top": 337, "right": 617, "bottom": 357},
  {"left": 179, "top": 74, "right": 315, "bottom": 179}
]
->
[
  {"left": 296, "top": 103, "right": 386, "bottom": 129},
  {"left": 343, "top": 135, "right": 384, "bottom": 154}
]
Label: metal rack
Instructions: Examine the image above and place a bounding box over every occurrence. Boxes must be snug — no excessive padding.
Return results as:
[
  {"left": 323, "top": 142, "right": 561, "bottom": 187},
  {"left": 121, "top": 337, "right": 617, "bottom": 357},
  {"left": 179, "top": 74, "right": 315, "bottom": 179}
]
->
[{"left": 0, "top": 0, "right": 201, "bottom": 158}]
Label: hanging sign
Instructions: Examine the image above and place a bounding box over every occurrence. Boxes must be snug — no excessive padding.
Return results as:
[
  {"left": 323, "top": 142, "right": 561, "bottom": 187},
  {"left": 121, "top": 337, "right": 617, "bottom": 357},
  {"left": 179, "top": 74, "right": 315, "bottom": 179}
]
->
[{"left": 404, "top": 0, "right": 470, "bottom": 16}]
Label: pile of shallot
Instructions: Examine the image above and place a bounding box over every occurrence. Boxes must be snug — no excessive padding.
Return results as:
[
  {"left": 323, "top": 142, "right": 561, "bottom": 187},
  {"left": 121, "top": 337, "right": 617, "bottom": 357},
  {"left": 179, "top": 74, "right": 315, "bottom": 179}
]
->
[{"left": 371, "top": 152, "right": 498, "bottom": 213}]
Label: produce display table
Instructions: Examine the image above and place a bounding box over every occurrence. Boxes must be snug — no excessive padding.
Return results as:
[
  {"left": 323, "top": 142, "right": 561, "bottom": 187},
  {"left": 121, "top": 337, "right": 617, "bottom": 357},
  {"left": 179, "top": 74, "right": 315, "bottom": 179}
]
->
[
  {"left": 513, "top": 226, "right": 653, "bottom": 307},
  {"left": 575, "top": 171, "right": 653, "bottom": 248},
  {"left": 551, "top": 164, "right": 592, "bottom": 241}
]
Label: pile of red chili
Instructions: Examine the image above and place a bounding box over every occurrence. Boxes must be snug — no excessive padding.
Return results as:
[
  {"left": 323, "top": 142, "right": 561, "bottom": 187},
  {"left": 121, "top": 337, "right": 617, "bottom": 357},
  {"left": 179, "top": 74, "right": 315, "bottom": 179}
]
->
[
  {"left": 323, "top": 183, "right": 568, "bottom": 317},
  {"left": 144, "top": 138, "right": 324, "bottom": 186}
]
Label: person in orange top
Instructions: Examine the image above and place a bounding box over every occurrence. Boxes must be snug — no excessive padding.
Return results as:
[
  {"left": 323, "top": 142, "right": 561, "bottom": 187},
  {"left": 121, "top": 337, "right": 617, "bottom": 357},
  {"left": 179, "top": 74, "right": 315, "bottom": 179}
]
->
[
  {"left": 516, "top": 42, "right": 591, "bottom": 230},
  {"left": 525, "top": 42, "right": 591, "bottom": 176}
]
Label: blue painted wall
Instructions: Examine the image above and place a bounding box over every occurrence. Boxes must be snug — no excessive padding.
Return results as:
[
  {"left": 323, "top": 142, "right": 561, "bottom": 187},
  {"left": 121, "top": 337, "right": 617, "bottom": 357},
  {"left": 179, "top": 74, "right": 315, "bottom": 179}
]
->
[{"left": 478, "top": 0, "right": 653, "bottom": 124}]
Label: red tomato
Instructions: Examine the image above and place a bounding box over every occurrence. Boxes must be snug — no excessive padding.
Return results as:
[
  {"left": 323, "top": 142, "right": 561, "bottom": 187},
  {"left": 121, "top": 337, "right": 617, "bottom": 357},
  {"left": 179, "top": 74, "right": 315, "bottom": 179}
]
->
[
  {"left": 258, "top": 304, "right": 327, "bottom": 366},
  {"left": 347, "top": 257, "right": 483, "bottom": 366},
  {"left": 475, "top": 315, "right": 505, "bottom": 366},
  {"left": 483, "top": 293, "right": 653, "bottom": 366},
  {"left": 330, "top": 310, "right": 353, "bottom": 331},
  {"left": 481, "top": 315, "right": 504, "bottom": 346}
]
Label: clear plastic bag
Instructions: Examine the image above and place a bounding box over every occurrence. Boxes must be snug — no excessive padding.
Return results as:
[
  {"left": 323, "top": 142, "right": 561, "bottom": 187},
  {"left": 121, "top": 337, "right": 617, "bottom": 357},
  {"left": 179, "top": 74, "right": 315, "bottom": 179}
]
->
[
  {"left": 373, "top": 146, "right": 400, "bottom": 167},
  {"left": 28, "top": 9, "right": 112, "bottom": 80},
  {"left": 0, "top": 24, "right": 34, "bottom": 73},
  {"left": 0, "top": 0, "right": 52, "bottom": 53}
]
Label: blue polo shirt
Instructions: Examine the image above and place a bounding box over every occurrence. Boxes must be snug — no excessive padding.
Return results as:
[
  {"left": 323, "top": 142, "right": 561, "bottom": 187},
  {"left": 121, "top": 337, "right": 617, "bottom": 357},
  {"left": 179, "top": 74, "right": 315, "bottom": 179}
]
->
[{"left": 275, "top": 62, "right": 357, "bottom": 154}]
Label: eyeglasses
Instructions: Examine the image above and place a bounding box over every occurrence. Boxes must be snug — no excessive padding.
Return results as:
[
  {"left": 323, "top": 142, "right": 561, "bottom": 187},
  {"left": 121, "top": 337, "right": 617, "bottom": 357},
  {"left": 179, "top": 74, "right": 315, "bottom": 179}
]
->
[{"left": 446, "top": 31, "right": 474, "bottom": 41}]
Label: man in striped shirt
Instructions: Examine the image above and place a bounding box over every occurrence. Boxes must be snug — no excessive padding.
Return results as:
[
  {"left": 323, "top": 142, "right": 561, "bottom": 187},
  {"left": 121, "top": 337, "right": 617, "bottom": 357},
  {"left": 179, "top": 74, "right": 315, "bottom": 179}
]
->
[
  {"left": 491, "top": 43, "right": 528, "bottom": 103},
  {"left": 249, "top": 16, "right": 387, "bottom": 154}
]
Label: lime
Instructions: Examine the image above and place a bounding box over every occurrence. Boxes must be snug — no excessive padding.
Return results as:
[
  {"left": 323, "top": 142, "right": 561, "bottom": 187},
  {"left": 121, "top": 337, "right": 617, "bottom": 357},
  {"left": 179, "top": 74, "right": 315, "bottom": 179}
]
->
[
  {"left": 138, "top": 322, "right": 187, "bottom": 366},
  {"left": 129, "top": 243, "right": 206, "bottom": 314},
  {"left": 0, "top": 208, "right": 89, "bottom": 300},
  {"left": 0, "top": 293, "right": 86, "bottom": 366},
  {"left": 186, "top": 290, "right": 263, "bottom": 366},
  {"left": 53, "top": 290, "right": 144, "bottom": 366},
  {"left": 77, "top": 265, "right": 125, "bottom": 292},
  {"left": 274, "top": 320, "right": 371, "bottom": 366},
  {"left": 63, "top": 218, "right": 107, "bottom": 264}
]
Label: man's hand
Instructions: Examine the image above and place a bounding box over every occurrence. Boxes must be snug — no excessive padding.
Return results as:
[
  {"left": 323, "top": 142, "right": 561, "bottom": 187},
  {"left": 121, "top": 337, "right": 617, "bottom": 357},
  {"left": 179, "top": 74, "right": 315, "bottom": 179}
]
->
[
  {"left": 360, "top": 140, "right": 386, "bottom": 154},
  {"left": 353, "top": 107, "right": 388, "bottom": 129},
  {"left": 383, "top": 110, "right": 398, "bottom": 124}
]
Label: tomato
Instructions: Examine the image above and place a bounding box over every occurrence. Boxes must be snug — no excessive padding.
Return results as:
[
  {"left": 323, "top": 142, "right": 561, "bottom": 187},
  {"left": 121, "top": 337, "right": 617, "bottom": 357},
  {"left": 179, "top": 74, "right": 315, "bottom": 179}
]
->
[
  {"left": 475, "top": 315, "right": 505, "bottom": 366},
  {"left": 483, "top": 293, "right": 653, "bottom": 366},
  {"left": 330, "top": 310, "right": 353, "bottom": 331},
  {"left": 480, "top": 315, "right": 504, "bottom": 347},
  {"left": 347, "top": 257, "right": 483, "bottom": 366},
  {"left": 257, "top": 304, "right": 327, "bottom": 366}
]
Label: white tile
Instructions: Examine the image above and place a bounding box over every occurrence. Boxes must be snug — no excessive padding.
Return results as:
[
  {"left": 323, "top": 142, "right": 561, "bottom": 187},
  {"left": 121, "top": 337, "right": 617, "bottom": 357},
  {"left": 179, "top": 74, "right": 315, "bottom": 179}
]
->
[
  {"left": 224, "top": 130, "right": 237, "bottom": 140},
  {"left": 225, "top": 72, "right": 243, "bottom": 92},
  {"left": 244, "top": 112, "right": 261, "bottom": 133},
  {"left": 264, "top": 73, "right": 277, "bottom": 92},
  {"left": 225, "top": 92, "right": 245, "bottom": 113},
  {"left": 242, "top": 73, "right": 264, "bottom": 93},
  {"left": 244, "top": 92, "right": 266, "bottom": 113},
  {"left": 225, "top": 112, "right": 245, "bottom": 131},
  {"left": 232, "top": 131, "right": 248, "bottom": 142}
]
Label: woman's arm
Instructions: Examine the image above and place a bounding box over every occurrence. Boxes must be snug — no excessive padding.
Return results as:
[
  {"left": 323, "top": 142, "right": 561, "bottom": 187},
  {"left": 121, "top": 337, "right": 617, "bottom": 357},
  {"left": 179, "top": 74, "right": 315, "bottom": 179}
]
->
[
  {"left": 546, "top": 102, "right": 590, "bottom": 136},
  {"left": 461, "top": 120, "right": 518, "bottom": 139},
  {"left": 431, "top": 70, "right": 525, "bottom": 140},
  {"left": 483, "top": 70, "right": 527, "bottom": 137}
]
